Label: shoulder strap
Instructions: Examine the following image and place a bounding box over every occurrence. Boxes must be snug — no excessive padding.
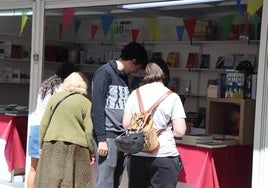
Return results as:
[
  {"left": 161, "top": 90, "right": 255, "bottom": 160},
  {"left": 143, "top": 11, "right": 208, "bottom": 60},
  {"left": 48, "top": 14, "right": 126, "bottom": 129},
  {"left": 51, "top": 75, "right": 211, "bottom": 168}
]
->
[
  {"left": 136, "top": 88, "right": 173, "bottom": 114},
  {"left": 48, "top": 92, "right": 76, "bottom": 124}
]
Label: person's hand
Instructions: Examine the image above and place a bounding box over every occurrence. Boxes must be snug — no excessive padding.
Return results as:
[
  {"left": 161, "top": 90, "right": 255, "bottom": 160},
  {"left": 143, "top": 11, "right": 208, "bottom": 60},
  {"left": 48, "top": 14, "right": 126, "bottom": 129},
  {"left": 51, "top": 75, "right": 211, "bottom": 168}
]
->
[
  {"left": 98, "top": 141, "right": 108, "bottom": 156},
  {"left": 90, "top": 156, "right": 96, "bottom": 165}
]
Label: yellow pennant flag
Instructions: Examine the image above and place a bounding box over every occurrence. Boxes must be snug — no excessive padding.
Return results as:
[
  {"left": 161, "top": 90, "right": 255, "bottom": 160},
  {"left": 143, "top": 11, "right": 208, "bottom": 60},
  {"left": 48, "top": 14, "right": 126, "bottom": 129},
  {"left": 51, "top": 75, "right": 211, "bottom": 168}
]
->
[
  {"left": 145, "top": 18, "right": 158, "bottom": 41},
  {"left": 247, "top": 0, "right": 263, "bottom": 15},
  {"left": 19, "top": 9, "right": 30, "bottom": 36}
]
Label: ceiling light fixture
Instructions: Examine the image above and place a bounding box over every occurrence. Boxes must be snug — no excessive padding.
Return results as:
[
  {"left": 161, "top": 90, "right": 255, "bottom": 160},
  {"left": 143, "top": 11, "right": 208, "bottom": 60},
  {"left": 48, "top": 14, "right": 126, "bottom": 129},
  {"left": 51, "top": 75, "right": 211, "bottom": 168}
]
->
[
  {"left": 0, "top": 10, "right": 32, "bottom": 16},
  {"left": 122, "top": 0, "right": 223, "bottom": 9}
]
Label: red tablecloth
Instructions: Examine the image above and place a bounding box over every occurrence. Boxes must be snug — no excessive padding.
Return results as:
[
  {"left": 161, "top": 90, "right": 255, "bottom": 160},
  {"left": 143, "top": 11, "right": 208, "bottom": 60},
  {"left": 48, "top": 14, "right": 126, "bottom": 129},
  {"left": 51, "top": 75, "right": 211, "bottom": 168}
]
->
[
  {"left": 177, "top": 144, "right": 253, "bottom": 188},
  {"left": 0, "top": 114, "right": 28, "bottom": 171}
]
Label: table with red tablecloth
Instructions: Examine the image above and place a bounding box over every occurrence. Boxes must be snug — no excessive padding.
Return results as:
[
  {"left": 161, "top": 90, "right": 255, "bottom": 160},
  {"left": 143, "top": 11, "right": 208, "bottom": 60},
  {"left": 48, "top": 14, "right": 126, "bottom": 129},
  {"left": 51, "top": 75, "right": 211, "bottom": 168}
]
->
[
  {"left": 0, "top": 114, "right": 28, "bottom": 172},
  {"left": 177, "top": 144, "right": 253, "bottom": 188}
]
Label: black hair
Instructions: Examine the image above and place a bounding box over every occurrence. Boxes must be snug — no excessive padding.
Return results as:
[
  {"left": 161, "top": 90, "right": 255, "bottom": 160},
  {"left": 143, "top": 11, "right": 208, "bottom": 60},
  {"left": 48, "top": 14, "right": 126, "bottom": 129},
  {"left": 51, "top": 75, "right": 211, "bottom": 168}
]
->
[
  {"left": 120, "top": 42, "right": 148, "bottom": 68},
  {"left": 56, "top": 62, "right": 79, "bottom": 80}
]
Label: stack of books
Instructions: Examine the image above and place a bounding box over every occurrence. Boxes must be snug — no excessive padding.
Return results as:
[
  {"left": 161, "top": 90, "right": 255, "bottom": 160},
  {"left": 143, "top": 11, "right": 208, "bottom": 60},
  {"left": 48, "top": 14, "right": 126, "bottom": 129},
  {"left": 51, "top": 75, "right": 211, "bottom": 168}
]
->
[
  {"left": 177, "top": 134, "right": 213, "bottom": 145},
  {"left": 176, "top": 134, "right": 238, "bottom": 148}
]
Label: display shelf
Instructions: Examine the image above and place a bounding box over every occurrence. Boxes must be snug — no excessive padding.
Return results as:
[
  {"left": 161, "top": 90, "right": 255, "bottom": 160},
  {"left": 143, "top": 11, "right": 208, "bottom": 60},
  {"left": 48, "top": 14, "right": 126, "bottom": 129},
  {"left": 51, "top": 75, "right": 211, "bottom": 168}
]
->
[{"left": 206, "top": 97, "right": 256, "bottom": 145}]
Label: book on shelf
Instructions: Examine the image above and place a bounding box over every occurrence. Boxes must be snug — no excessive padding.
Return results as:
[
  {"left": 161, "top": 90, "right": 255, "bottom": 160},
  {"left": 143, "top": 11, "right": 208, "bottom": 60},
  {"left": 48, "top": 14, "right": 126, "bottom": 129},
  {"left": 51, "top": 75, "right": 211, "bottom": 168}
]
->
[
  {"left": 199, "top": 54, "right": 210, "bottom": 68},
  {"left": 217, "top": 72, "right": 227, "bottom": 98},
  {"left": 186, "top": 52, "right": 198, "bottom": 68},
  {"left": 223, "top": 54, "right": 236, "bottom": 69},
  {"left": 225, "top": 72, "right": 245, "bottom": 99},
  {"left": 166, "top": 52, "right": 179, "bottom": 67},
  {"left": 215, "top": 56, "right": 225, "bottom": 69},
  {"left": 186, "top": 112, "right": 205, "bottom": 129},
  {"left": 229, "top": 24, "right": 239, "bottom": 40},
  {"left": 178, "top": 79, "right": 191, "bottom": 95},
  {"left": 251, "top": 74, "right": 257, "bottom": 99},
  {"left": 151, "top": 51, "right": 162, "bottom": 59}
]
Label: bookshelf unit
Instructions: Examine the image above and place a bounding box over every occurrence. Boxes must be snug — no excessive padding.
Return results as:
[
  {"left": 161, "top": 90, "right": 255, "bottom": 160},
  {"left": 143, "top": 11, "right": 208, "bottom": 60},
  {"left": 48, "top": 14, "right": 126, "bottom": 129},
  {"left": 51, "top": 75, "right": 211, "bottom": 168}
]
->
[{"left": 206, "top": 97, "right": 255, "bottom": 145}]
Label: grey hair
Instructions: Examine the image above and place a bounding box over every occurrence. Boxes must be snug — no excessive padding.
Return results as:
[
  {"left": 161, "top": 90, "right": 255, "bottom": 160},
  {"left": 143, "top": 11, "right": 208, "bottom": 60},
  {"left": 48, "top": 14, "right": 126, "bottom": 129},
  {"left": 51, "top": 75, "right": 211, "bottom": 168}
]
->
[{"left": 63, "top": 72, "right": 88, "bottom": 95}]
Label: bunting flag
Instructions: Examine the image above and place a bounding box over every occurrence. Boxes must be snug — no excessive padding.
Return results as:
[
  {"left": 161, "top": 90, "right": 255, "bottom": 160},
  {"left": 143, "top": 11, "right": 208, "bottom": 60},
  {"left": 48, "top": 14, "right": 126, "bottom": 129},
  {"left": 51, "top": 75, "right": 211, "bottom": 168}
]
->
[
  {"left": 183, "top": 18, "right": 197, "bottom": 42},
  {"left": 145, "top": 18, "right": 158, "bottom": 41},
  {"left": 19, "top": 9, "right": 30, "bottom": 36},
  {"left": 247, "top": 0, "right": 263, "bottom": 15},
  {"left": 220, "top": 15, "right": 236, "bottom": 39},
  {"left": 176, "top": 25, "right": 185, "bottom": 41},
  {"left": 61, "top": 8, "right": 75, "bottom": 32},
  {"left": 74, "top": 20, "right": 81, "bottom": 36},
  {"left": 59, "top": 24, "right": 63, "bottom": 39},
  {"left": 131, "top": 29, "right": 140, "bottom": 42},
  {"left": 100, "top": 14, "right": 114, "bottom": 38},
  {"left": 110, "top": 27, "right": 117, "bottom": 42},
  {"left": 236, "top": 0, "right": 245, "bottom": 16},
  {"left": 91, "top": 24, "right": 99, "bottom": 41}
]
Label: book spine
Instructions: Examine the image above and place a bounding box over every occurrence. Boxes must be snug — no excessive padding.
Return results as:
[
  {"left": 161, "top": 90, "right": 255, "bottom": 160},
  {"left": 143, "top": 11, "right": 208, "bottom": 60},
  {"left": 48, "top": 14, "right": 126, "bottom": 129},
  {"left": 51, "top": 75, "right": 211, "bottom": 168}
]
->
[
  {"left": 217, "top": 72, "right": 226, "bottom": 98},
  {"left": 251, "top": 74, "right": 257, "bottom": 99}
]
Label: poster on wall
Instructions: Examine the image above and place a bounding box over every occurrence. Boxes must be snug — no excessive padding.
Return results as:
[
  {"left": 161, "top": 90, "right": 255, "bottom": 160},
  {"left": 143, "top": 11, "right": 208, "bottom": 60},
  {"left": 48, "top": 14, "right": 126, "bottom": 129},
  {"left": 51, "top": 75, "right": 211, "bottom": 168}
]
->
[{"left": 113, "top": 20, "right": 131, "bottom": 41}]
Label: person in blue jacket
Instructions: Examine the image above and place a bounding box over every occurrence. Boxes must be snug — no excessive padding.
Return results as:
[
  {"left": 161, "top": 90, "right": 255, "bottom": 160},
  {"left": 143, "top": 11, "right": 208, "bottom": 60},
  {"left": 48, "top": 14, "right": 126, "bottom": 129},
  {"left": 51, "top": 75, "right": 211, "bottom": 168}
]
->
[{"left": 91, "top": 42, "right": 148, "bottom": 188}]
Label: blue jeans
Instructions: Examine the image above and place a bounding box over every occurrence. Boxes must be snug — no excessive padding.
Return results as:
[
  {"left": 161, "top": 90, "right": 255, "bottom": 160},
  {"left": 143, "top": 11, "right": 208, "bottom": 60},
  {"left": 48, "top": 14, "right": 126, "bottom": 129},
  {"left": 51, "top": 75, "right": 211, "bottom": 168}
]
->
[{"left": 28, "top": 125, "right": 40, "bottom": 158}]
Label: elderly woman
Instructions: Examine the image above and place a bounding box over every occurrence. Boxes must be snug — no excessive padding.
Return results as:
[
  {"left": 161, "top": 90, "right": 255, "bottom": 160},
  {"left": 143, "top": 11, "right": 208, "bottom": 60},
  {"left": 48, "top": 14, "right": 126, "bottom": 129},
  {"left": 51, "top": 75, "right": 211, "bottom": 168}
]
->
[{"left": 34, "top": 72, "right": 95, "bottom": 187}]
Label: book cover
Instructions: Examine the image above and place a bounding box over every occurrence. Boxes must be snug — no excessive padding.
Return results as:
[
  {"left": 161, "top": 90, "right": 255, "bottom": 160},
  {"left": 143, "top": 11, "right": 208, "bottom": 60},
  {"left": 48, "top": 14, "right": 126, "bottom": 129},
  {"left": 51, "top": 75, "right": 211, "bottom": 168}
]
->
[
  {"left": 251, "top": 74, "right": 257, "bottom": 99},
  {"left": 178, "top": 79, "right": 191, "bottom": 95},
  {"left": 186, "top": 112, "right": 204, "bottom": 129},
  {"left": 229, "top": 24, "right": 239, "bottom": 40},
  {"left": 186, "top": 52, "right": 198, "bottom": 68},
  {"left": 215, "top": 56, "right": 225, "bottom": 69},
  {"left": 217, "top": 72, "right": 227, "bottom": 98},
  {"left": 223, "top": 54, "right": 235, "bottom": 69},
  {"left": 225, "top": 72, "right": 245, "bottom": 99},
  {"left": 243, "top": 74, "right": 252, "bottom": 99},
  {"left": 151, "top": 51, "right": 162, "bottom": 59},
  {"left": 166, "top": 52, "right": 179, "bottom": 67},
  {"left": 199, "top": 54, "right": 210, "bottom": 68}
]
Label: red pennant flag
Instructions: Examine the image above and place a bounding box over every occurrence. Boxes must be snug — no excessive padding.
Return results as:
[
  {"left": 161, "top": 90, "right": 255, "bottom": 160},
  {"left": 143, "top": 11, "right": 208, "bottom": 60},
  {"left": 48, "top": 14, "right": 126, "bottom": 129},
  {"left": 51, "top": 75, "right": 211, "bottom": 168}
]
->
[
  {"left": 62, "top": 8, "right": 75, "bottom": 32},
  {"left": 91, "top": 24, "right": 99, "bottom": 41},
  {"left": 183, "top": 18, "right": 197, "bottom": 42},
  {"left": 131, "top": 29, "right": 140, "bottom": 42},
  {"left": 59, "top": 24, "right": 63, "bottom": 39}
]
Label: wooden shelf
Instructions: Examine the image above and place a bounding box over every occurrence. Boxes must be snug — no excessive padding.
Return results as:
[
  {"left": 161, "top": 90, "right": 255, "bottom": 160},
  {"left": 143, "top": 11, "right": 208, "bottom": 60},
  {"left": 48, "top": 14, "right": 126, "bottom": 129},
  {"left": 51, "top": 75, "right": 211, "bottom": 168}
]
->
[{"left": 206, "top": 97, "right": 256, "bottom": 145}]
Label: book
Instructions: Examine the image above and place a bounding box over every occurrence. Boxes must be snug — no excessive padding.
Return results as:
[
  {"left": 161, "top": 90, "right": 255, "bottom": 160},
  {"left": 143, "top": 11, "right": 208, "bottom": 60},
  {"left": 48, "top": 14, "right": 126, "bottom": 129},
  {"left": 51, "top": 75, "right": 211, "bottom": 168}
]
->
[
  {"left": 179, "top": 133, "right": 213, "bottom": 145},
  {"left": 186, "top": 112, "right": 204, "bottom": 128},
  {"left": 196, "top": 142, "right": 227, "bottom": 148},
  {"left": 212, "top": 138, "right": 237, "bottom": 145},
  {"left": 223, "top": 54, "right": 235, "bottom": 69},
  {"left": 229, "top": 24, "right": 239, "bottom": 40},
  {"left": 215, "top": 56, "right": 225, "bottom": 69},
  {"left": 186, "top": 53, "right": 198, "bottom": 68},
  {"left": 225, "top": 72, "right": 245, "bottom": 99},
  {"left": 183, "top": 134, "right": 213, "bottom": 140},
  {"left": 178, "top": 79, "right": 191, "bottom": 95},
  {"left": 251, "top": 74, "right": 257, "bottom": 99},
  {"left": 243, "top": 74, "right": 252, "bottom": 99},
  {"left": 166, "top": 52, "right": 179, "bottom": 67},
  {"left": 199, "top": 54, "right": 210, "bottom": 68},
  {"left": 151, "top": 51, "right": 162, "bottom": 59},
  {"left": 217, "top": 72, "right": 227, "bottom": 98}
]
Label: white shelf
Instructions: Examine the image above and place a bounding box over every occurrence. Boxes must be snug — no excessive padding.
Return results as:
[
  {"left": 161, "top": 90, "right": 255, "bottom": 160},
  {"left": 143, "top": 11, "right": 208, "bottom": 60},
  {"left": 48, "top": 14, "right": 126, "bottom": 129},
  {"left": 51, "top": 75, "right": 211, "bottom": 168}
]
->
[{"left": 0, "top": 57, "right": 30, "bottom": 63}]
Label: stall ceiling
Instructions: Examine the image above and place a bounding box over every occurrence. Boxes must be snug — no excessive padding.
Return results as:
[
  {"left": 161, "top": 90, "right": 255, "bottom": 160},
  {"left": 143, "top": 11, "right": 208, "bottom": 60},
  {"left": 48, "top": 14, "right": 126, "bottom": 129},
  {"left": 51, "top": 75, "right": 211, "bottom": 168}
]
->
[{"left": 46, "top": 0, "right": 244, "bottom": 20}]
